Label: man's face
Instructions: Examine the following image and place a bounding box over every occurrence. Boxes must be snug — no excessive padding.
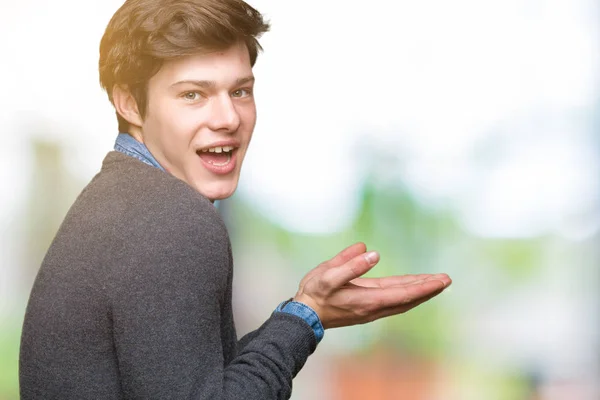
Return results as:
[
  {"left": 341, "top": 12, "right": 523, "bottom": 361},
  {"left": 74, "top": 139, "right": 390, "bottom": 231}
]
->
[{"left": 138, "top": 42, "right": 256, "bottom": 201}]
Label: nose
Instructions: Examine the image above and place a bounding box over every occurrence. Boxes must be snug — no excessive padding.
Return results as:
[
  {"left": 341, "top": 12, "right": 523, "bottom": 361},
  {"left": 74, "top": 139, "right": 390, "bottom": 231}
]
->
[{"left": 207, "top": 94, "right": 240, "bottom": 133}]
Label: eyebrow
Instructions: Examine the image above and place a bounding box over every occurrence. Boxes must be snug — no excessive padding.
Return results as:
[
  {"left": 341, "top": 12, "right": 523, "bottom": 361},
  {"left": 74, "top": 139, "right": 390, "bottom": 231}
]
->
[{"left": 171, "top": 76, "right": 255, "bottom": 89}]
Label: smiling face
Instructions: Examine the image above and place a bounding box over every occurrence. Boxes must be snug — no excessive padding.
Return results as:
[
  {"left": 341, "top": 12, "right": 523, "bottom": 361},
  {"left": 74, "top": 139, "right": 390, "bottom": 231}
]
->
[{"left": 129, "top": 42, "right": 257, "bottom": 201}]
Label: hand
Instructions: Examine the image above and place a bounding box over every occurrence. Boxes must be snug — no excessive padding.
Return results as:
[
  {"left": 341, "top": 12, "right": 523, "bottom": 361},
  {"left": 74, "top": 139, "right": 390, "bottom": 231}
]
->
[{"left": 293, "top": 242, "right": 452, "bottom": 329}]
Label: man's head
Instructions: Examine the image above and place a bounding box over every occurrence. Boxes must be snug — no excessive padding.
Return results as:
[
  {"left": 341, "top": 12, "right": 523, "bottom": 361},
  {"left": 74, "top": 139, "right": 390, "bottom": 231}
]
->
[{"left": 99, "top": 0, "right": 269, "bottom": 201}]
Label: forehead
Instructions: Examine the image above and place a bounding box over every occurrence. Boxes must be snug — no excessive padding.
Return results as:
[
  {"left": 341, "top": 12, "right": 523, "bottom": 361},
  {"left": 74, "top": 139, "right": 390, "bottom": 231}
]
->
[{"left": 152, "top": 42, "right": 253, "bottom": 86}]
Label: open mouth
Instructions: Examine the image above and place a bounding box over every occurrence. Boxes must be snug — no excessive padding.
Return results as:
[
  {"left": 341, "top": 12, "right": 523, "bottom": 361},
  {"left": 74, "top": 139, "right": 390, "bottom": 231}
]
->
[{"left": 196, "top": 146, "right": 234, "bottom": 166}]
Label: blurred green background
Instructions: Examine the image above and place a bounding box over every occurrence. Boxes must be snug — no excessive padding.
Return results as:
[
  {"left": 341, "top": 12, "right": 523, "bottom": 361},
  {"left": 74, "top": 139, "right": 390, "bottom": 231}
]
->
[{"left": 1, "top": 0, "right": 599, "bottom": 399}]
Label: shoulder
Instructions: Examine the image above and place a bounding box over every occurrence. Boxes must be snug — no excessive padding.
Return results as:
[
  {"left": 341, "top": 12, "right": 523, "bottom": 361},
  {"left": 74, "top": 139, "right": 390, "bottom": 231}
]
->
[
  {"left": 86, "top": 153, "right": 231, "bottom": 285},
  {"left": 40, "top": 151, "right": 233, "bottom": 306},
  {"left": 92, "top": 151, "right": 224, "bottom": 227},
  {"left": 70, "top": 151, "right": 231, "bottom": 259}
]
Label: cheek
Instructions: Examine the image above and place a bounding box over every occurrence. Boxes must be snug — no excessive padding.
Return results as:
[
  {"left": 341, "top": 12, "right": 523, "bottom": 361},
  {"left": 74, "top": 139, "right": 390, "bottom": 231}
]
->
[
  {"left": 156, "top": 104, "right": 198, "bottom": 141},
  {"left": 143, "top": 98, "right": 173, "bottom": 135},
  {"left": 240, "top": 105, "right": 257, "bottom": 129}
]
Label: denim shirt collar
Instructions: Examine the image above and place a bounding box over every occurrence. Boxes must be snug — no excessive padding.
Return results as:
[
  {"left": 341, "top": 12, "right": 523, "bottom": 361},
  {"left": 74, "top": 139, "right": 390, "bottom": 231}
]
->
[{"left": 114, "top": 133, "right": 165, "bottom": 172}]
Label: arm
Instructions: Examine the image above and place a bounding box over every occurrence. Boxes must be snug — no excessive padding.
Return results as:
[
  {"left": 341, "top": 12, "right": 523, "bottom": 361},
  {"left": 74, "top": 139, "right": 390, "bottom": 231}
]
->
[
  {"left": 235, "top": 243, "right": 451, "bottom": 370},
  {"left": 107, "top": 203, "right": 315, "bottom": 400},
  {"left": 237, "top": 330, "right": 260, "bottom": 352},
  {"left": 238, "top": 301, "right": 324, "bottom": 353}
]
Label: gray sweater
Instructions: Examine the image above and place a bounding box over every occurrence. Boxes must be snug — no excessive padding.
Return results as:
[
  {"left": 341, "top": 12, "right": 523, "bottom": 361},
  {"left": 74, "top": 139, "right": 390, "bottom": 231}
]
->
[{"left": 19, "top": 151, "right": 316, "bottom": 399}]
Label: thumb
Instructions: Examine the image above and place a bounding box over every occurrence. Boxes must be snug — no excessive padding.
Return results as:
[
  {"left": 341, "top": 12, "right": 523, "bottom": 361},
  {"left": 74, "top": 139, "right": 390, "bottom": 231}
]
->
[
  {"left": 323, "top": 242, "right": 367, "bottom": 269},
  {"left": 323, "top": 251, "right": 380, "bottom": 289}
]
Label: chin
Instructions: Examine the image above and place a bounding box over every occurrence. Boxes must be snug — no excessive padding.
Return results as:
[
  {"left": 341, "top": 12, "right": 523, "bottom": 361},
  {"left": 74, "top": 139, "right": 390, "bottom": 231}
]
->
[{"left": 197, "top": 183, "right": 237, "bottom": 202}]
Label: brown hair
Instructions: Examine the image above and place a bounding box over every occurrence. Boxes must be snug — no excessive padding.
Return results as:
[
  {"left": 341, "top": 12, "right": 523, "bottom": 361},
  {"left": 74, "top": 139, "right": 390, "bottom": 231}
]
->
[{"left": 99, "top": 0, "right": 270, "bottom": 132}]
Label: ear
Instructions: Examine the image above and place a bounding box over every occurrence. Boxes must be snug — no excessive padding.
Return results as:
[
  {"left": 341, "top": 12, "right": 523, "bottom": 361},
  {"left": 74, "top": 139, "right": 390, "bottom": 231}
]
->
[{"left": 112, "top": 85, "right": 143, "bottom": 128}]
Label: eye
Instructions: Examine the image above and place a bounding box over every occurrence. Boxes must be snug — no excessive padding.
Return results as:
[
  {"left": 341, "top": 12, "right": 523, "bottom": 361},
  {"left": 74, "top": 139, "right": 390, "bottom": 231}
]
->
[
  {"left": 182, "top": 91, "right": 202, "bottom": 101},
  {"left": 232, "top": 88, "right": 252, "bottom": 98}
]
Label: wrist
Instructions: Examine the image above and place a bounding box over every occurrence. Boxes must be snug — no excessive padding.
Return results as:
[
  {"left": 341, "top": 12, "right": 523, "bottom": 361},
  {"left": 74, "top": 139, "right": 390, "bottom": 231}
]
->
[
  {"left": 276, "top": 298, "right": 325, "bottom": 343},
  {"left": 293, "top": 293, "right": 319, "bottom": 315}
]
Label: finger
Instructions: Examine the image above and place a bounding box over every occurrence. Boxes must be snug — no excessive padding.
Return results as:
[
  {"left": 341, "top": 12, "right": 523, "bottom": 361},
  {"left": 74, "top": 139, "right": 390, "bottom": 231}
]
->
[
  {"left": 389, "top": 273, "right": 451, "bottom": 289},
  {"left": 352, "top": 273, "right": 451, "bottom": 289},
  {"left": 325, "top": 242, "right": 367, "bottom": 268},
  {"left": 415, "top": 274, "right": 451, "bottom": 289},
  {"left": 366, "top": 286, "right": 445, "bottom": 322},
  {"left": 324, "top": 279, "right": 446, "bottom": 328},
  {"left": 363, "top": 279, "right": 448, "bottom": 311},
  {"left": 299, "top": 243, "right": 368, "bottom": 288},
  {"left": 351, "top": 273, "right": 435, "bottom": 288},
  {"left": 323, "top": 251, "right": 379, "bottom": 289}
]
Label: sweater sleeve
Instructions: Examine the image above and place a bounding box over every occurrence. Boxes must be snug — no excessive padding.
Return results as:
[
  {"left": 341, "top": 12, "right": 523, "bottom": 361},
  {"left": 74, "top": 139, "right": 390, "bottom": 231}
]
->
[
  {"left": 237, "top": 329, "right": 261, "bottom": 351},
  {"left": 107, "top": 192, "right": 315, "bottom": 400}
]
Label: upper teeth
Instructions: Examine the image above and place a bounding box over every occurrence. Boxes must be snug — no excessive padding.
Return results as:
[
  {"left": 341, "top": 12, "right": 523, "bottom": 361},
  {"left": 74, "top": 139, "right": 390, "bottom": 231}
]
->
[{"left": 201, "top": 146, "right": 234, "bottom": 153}]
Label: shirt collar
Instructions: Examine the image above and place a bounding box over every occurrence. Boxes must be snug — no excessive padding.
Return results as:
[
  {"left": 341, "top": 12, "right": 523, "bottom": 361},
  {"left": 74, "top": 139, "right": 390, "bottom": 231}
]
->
[{"left": 113, "top": 133, "right": 165, "bottom": 172}]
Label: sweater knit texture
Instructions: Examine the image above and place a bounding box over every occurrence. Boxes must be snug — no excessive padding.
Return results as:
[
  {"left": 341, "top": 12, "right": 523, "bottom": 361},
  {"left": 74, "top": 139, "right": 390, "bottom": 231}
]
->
[{"left": 19, "top": 151, "right": 316, "bottom": 399}]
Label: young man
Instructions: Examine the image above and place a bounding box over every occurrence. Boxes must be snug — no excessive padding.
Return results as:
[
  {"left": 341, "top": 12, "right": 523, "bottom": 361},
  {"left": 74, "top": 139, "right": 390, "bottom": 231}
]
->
[{"left": 19, "top": 0, "right": 452, "bottom": 398}]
